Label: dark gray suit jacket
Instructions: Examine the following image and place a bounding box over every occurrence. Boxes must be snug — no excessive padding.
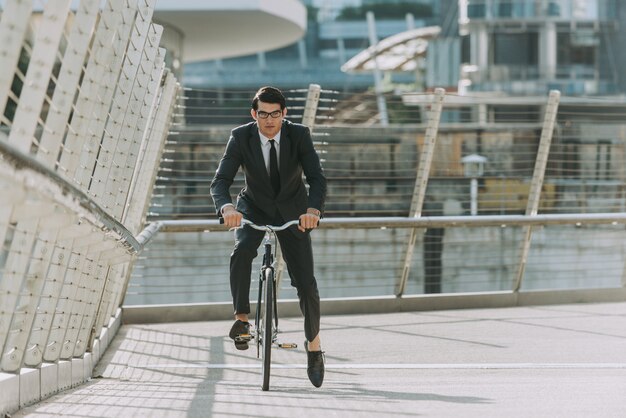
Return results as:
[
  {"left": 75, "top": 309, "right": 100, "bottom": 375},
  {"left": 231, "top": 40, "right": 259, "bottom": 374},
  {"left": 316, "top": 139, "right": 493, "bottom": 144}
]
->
[{"left": 210, "top": 119, "right": 327, "bottom": 230}]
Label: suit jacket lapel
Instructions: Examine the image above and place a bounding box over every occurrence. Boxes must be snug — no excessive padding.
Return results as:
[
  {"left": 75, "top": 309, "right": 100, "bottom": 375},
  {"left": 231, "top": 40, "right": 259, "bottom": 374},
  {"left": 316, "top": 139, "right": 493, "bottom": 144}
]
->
[
  {"left": 279, "top": 125, "right": 289, "bottom": 190},
  {"left": 249, "top": 125, "right": 270, "bottom": 181}
]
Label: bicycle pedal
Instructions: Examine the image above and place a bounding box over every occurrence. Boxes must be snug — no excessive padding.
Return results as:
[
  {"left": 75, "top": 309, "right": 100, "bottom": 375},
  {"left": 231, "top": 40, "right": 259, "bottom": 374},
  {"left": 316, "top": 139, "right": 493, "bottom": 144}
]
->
[
  {"left": 235, "top": 334, "right": 252, "bottom": 342},
  {"left": 277, "top": 342, "right": 298, "bottom": 349}
]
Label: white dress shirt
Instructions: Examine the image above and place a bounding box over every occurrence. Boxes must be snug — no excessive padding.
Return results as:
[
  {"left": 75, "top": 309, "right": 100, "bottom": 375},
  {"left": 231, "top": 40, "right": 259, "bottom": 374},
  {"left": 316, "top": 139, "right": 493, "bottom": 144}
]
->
[
  {"left": 259, "top": 129, "right": 281, "bottom": 175},
  {"left": 220, "top": 129, "right": 281, "bottom": 214}
]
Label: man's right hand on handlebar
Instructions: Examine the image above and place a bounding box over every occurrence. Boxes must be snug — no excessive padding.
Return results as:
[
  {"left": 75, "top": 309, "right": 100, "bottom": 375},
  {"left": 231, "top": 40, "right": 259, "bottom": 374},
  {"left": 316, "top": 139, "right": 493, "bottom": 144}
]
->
[{"left": 221, "top": 205, "right": 243, "bottom": 228}]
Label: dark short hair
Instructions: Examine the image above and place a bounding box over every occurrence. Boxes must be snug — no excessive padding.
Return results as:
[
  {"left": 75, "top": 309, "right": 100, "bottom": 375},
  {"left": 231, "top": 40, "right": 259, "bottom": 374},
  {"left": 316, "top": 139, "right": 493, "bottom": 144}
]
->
[{"left": 252, "top": 86, "right": 286, "bottom": 110}]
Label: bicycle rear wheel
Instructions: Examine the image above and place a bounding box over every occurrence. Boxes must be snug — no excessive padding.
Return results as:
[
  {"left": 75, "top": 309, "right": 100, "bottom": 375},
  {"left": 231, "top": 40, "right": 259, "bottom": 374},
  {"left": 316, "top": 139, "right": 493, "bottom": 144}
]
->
[{"left": 261, "top": 267, "right": 274, "bottom": 391}]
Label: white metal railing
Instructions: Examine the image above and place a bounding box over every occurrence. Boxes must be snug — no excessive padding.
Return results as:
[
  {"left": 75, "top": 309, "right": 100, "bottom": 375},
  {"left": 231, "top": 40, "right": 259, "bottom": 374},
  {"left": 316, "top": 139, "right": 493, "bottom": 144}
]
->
[
  {"left": 0, "top": 1, "right": 178, "bottom": 414},
  {"left": 127, "top": 86, "right": 626, "bottom": 313},
  {"left": 1, "top": 4, "right": 626, "bottom": 415},
  {"left": 154, "top": 88, "right": 626, "bottom": 220},
  {"left": 127, "top": 212, "right": 626, "bottom": 306}
]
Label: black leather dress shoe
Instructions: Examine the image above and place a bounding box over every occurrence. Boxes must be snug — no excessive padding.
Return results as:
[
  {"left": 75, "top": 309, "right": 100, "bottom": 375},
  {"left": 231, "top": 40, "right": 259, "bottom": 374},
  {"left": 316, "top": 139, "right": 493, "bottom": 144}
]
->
[
  {"left": 229, "top": 320, "right": 251, "bottom": 350},
  {"left": 304, "top": 341, "right": 325, "bottom": 388}
]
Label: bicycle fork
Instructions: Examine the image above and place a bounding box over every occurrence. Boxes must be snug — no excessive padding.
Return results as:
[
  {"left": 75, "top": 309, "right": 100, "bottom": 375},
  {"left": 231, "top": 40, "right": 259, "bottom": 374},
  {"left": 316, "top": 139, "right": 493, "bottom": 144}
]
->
[
  {"left": 255, "top": 238, "right": 297, "bottom": 351},
  {"left": 255, "top": 240, "right": 275, "bottom": 357}
]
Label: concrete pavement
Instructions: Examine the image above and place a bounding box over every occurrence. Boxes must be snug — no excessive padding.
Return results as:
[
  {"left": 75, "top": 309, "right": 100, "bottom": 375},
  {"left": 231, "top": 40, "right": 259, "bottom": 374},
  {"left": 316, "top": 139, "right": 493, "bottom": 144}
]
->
[{"left": 15, "top": 301, "right": 626, "bottom": 417}]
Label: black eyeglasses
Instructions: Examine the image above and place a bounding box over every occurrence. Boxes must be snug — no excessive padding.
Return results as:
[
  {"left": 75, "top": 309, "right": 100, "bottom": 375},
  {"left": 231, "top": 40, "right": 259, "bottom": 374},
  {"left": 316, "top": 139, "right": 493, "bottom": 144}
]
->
[{"left": 256, "top": 110, "right": 283, "bottom": 119}]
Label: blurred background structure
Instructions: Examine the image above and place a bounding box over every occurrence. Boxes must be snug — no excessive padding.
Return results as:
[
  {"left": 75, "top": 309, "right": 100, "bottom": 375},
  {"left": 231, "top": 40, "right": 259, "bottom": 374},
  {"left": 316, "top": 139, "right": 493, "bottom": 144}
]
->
[
  {"left": 3, "top": 0, "right": 626, "bottom": 415},
  {"left": 137, "top": 0, "right": 626, "bottom": 305},
  {"left": 182, "top": 0, "right": 626, "bottom": 118}
]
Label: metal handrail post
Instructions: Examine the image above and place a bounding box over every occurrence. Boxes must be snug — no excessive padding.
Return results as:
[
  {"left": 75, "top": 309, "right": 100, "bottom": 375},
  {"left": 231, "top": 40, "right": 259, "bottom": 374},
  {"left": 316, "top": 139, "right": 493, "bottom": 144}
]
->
[
  {"left": 513, "top": 90, "right": 561, "bottom": 292},
  {"left": 0, "top": 0, "right": 32, "bottom": 118},
  {"left": 621, "top": 254, "right": 626, "bottom": 288},
  {"left": 366, "top": 11, "right": 389, "bottom": 126},
  {"left": 301, "top": 84, "right": 322, "bottom": 130},
  {"left": 395, "top": 88, "right": 445, "bottom": 296}
]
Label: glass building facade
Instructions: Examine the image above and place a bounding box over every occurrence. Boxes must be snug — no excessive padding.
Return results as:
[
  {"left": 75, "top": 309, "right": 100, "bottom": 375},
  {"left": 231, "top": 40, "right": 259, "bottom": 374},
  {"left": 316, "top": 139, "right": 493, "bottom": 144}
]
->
[{"left": 459, "top": 0, "right": 623, "bottom": 95}]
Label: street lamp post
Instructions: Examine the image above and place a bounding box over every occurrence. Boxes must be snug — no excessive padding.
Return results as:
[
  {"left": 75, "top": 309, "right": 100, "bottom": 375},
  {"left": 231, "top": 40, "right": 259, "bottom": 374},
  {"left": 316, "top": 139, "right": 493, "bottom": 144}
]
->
[{"left": 461, "top": 154, "right": 488, "bottom": 216}]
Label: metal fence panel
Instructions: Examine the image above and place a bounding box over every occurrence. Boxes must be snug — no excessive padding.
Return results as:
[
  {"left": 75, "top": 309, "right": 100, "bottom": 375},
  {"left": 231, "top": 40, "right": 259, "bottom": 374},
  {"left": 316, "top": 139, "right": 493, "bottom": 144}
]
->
[{"left": 0, "top": 0, "right": 177, "bottom": 413}]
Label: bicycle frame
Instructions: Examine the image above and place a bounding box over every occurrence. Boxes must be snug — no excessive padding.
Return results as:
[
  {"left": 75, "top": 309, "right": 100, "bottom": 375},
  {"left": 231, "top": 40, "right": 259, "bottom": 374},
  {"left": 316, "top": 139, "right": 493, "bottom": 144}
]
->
[
  {"left": 244, "top": 219, "right": 300, "bottom": 349},
  {"left": 240, "top": 219, "right": 299, "bottom": 390},
  {"left": 254, "top": 229, "right": 278, "bottom": 356}
]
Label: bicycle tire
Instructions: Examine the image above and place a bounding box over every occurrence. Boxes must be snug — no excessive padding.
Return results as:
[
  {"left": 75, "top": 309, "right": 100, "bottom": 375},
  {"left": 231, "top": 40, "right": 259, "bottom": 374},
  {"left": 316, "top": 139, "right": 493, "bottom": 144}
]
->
[
  {"left": 261, "top": 267, "right": 274, "bottom": 391},
  {"left": 255, "top": 271, "right": 263, "bottom": 358}
]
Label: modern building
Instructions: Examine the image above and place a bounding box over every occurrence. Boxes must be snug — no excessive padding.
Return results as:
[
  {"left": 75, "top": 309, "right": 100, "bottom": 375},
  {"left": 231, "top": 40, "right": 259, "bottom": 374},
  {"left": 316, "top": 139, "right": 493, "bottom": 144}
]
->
[
  {"left": 152, "top": 0, "right": 307, "bottom": 80},
  {"left": 176, "top": 1, "right": 626, "bottom": 103},
  {"left": 182, "top": 0, "right": 453, "bottom": 92},
  {"left": 458, "top": 0, "right": 624, "bottom": 96},
  {"left": 26, "top": 1, "right": 307, "bottom": 83}
]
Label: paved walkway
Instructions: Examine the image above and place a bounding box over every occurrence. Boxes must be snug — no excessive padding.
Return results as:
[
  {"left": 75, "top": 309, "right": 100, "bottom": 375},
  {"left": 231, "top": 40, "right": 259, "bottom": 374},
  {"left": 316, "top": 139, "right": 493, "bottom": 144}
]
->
[{"left": 15, "top": 302, "right": 626, "bottom": 417}]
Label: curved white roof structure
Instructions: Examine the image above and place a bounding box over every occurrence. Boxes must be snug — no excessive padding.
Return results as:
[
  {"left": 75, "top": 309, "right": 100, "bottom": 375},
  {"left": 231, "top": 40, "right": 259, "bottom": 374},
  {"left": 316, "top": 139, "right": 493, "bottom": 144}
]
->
[
  {"left": 154, "top": 0, "right": 307, "bottom": 62},
  {"left": 341, "top": 26, "right": 440, "bottom": 73}
]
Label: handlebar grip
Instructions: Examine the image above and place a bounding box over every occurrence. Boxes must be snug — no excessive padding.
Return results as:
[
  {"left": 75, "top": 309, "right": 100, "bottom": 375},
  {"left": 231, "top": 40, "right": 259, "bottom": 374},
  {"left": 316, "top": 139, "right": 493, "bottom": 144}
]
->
[{"left": 219, "top": 217, "right": 316, "bottom": 230}]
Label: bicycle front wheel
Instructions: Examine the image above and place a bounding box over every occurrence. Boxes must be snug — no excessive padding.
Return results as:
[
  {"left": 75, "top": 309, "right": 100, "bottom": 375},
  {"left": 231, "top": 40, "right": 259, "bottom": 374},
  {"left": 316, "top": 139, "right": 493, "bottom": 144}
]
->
[{"left": 261, "top": 267, "right": 274, "bottom": 391}]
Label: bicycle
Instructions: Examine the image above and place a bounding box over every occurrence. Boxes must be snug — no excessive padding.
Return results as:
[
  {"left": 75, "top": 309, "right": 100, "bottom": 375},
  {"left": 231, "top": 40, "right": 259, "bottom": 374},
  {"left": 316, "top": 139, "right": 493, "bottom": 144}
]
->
[{"left": 223, "top": 218, "right": 300, "bottom": 391}]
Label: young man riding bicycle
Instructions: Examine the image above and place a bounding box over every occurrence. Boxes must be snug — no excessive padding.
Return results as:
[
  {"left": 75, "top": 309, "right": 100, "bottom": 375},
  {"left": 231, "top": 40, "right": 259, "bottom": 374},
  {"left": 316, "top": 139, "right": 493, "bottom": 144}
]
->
[{"left": 210, "top": 86, "right": 327, "bottom": 388}]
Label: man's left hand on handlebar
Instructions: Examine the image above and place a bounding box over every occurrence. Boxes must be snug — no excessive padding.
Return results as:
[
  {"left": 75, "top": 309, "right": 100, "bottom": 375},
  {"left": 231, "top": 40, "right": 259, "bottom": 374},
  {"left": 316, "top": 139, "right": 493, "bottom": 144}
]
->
[{"left": 299, "top": 208, "right": 321, "bottom": 232}]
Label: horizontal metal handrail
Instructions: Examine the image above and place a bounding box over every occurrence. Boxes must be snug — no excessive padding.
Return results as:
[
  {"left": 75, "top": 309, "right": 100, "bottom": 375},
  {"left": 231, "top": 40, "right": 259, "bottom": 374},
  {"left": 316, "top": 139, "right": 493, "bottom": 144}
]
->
[
  {"left": 0, "top": 138, "right": 141, "bottom": 254},
  {"left": 162, "top": 212, "right": 626, "bottom": 230},
  {"left": 137, "top": 212, "right": 626, "bottom": 247}
]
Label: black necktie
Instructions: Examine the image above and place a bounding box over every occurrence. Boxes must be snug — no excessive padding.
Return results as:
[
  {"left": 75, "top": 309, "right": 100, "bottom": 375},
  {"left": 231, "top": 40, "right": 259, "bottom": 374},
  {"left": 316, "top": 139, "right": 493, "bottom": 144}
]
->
[{"left": 269, "top": 139, "right": 280, "bottom": 195}]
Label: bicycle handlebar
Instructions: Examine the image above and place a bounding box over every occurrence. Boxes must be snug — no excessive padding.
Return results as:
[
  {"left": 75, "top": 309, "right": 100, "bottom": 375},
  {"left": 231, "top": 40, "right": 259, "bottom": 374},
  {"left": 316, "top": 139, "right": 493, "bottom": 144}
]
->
[
  {"left": 218, "top": 218, "right": 301, "bottom": 232},
  {"left": 241, "top": 218, "right": 301, "bottom": 232}
]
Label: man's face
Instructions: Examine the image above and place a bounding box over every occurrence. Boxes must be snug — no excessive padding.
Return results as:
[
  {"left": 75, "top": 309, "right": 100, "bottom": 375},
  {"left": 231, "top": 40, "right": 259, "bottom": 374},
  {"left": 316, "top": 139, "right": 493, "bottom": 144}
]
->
[{"left": 251, "top": 100, "right": 286, "bottom": 139}]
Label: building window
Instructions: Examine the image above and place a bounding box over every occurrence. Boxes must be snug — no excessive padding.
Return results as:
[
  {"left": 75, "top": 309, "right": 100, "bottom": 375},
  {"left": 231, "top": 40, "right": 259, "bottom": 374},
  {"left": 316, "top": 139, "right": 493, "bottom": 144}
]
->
[
  {"left": 319, "top": 38, "right": 368, "bottom": 51},
  {"left": 343, "top": 38, "right": 369, "bottom": 49},
  {"left": 461, "top": 35, "right": 470, "bottom": 63},
  {"left": 492, "top": 33, "right": 538, "bottom": 66},
  {"left": 318, "top": 39, "right": 335, "bottom": 50},
  {"left": 492, "top": 105, "right": 541, "bottom": 123},
  {"left": 557, "top": 32, "right": 596, "bottom": 66}
]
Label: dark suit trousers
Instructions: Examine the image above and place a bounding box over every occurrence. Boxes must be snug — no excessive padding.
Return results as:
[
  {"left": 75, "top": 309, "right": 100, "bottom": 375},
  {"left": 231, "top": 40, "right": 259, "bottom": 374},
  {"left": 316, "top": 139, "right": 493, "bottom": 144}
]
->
[{"left": 229, "top": 220, "right": 321, "bottom": 342}]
